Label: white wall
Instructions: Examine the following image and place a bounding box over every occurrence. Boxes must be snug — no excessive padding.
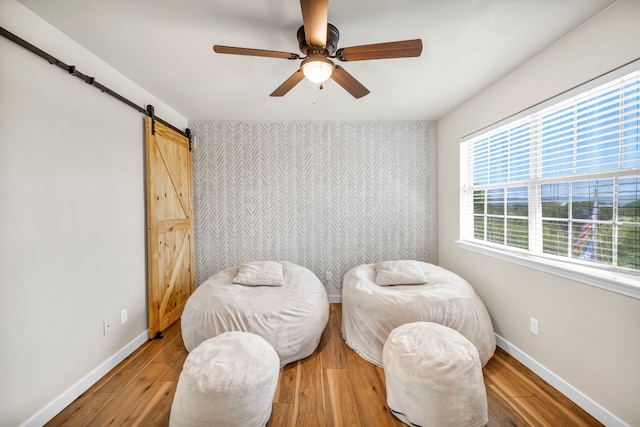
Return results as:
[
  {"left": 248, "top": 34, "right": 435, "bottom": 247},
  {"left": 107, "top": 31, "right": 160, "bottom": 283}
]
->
[
  {"left": 437, "top": 1, "right": 640, "bottom": 425},
  {"left": 0, "top": 1, "right": 187, "bottom": 425}
]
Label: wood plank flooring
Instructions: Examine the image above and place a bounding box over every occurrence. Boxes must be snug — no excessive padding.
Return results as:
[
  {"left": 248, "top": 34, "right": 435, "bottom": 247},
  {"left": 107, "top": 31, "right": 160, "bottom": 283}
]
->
[{"left": 46, "top": 304, "right": 603, "bottom": 427}]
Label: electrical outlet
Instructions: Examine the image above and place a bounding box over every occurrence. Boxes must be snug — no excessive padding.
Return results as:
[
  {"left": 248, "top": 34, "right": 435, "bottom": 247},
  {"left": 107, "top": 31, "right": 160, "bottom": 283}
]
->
[
  {"left": 326, "top": 271, "right": 333, "bottom": 281},
  {"left": 121, "top": 309, "right": 128, "bottom": 325},
  {"left": 530, "top": 317, "right": 539, "bottom": 335},
  {"left": 103, "top": 317, "right": 112, "bottom": 336}
]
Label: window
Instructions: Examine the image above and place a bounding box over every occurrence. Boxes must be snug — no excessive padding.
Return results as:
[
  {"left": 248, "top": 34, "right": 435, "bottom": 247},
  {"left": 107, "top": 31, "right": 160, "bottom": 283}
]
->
[{"left": 460, "top": 63, "right": 640, "bottom": 298}]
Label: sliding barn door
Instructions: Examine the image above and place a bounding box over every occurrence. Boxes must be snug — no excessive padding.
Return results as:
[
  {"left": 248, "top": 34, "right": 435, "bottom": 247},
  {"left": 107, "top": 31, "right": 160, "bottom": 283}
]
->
[{"left": 145, "top": 117, "right": 194, "bottom": 339}]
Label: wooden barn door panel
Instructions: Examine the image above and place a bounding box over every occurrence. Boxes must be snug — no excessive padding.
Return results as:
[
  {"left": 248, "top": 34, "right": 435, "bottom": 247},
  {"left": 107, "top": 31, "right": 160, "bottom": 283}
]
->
[{"left": 145, "top": 118, "right": 194, "bottom": 339}]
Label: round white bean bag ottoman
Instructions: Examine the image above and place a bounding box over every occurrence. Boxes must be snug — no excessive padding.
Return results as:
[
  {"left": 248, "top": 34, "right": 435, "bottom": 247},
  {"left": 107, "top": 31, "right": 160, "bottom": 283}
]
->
[
  {"left": 169, "top": 331, "right": 280, "bottom": 427},
  {"left": 181, "top": 261, "right": 329, "bottom": 366},
  {"left": 383, "top": 322, "right": 488, "bottom": 427},
  {"left": 342, "top": 261, "right": 495, "bottom": 367}
]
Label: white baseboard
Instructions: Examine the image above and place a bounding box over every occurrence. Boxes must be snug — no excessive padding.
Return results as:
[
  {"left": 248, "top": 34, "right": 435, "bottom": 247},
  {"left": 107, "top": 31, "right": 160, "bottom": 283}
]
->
[
  {"left": 20, "top": 330, "right": 149, "bottom": 427},
  {"left": 495, "top": 334, "right": 628, "bottom": 427},
  {"left": 19, "top": 321, "right": 626, "bottom": 426},
  {"left": 328, "top": 295, "right": 342, "bottom": 303}
]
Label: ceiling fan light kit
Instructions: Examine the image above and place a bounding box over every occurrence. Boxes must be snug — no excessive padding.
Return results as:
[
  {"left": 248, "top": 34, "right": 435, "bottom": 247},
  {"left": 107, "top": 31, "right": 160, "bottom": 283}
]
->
[
  {"left": 213, "top": 0, "right": 422, "bottom": 99},
  {"left": 301, "top": 55, "right": 334, "bottom": 83}
]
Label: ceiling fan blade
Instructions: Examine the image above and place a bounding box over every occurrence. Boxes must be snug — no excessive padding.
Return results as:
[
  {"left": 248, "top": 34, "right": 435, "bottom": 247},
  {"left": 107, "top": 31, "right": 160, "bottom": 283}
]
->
[
  {"left": 270, "top": 70, "right": 305, "bottom": 97},
  {"left": 331, "top": 65, "right": 370, "bottom": 99},
  {"left": 300, "top": 0, "right": 328, "bottom": 47},
  {"left": 213, "top": 45, "right": 300, "bottom": 60},
  {"left": 336, "top": 39, "right": 422, "bottom": 61}
]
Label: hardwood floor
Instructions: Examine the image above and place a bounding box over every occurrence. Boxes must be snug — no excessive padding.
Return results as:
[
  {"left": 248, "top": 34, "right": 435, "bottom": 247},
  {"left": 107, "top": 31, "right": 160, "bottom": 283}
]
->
[{"left": 46, "top": 304, "right": 602, "bottom": 427}]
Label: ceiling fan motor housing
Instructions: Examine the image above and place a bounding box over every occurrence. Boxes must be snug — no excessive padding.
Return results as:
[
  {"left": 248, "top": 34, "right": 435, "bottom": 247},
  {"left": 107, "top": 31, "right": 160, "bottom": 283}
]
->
[{"left": 297, "top": 23, "right": 340, "bottom": 56}]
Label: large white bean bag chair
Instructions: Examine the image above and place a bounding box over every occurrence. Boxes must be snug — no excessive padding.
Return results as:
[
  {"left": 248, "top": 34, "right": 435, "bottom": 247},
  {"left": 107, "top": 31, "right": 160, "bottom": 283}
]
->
[
  {"left": 342, "top": 261, "right": 495, "bottom": 367},
  {"left": 383, "top": 322, "right": 488, "bottom": 427},
  {"left": 182, "top": 261, "right": 329, "bottom": 366},
  {"left": 170, "top": 331, "right": 280, "bottom": 427}
]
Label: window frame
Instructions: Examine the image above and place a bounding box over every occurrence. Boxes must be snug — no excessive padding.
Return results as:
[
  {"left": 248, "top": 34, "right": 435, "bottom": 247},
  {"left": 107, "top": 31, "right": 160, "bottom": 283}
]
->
[{"left": 458, "top": 60, "right": 640, "bottom": 300}]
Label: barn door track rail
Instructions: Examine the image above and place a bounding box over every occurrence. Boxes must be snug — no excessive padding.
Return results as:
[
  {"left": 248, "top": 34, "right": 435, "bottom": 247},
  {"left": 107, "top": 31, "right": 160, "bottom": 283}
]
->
[{"left": 0, "top": 26, "right": 191, "bottom": 148}]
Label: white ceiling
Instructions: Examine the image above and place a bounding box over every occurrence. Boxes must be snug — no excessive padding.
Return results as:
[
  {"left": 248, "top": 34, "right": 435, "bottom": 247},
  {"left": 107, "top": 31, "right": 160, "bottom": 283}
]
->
[{"left": 18, "top": 0, "right": 615, "bottom": 121}]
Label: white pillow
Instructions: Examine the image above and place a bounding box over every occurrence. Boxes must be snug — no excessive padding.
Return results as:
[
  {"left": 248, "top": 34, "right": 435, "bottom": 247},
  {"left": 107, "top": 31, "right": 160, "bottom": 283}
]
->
[
  {"left": 233, "top": 261, "right": 284, "bottom": 287},
  {"left": 374, "top": 260, "right": 427, "bottom": 286}
]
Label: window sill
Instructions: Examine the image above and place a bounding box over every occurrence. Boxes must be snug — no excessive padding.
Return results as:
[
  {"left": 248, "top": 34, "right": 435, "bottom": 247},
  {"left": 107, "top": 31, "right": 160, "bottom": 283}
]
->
[{"left": 457, "top": 240, "right": 640, "bottom": 300}]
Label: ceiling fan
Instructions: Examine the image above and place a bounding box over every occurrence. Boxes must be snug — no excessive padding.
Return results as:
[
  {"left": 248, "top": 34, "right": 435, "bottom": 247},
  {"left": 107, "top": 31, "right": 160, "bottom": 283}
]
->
[{"left": 213, "top": 0, "right": 422, "bottom": 99}]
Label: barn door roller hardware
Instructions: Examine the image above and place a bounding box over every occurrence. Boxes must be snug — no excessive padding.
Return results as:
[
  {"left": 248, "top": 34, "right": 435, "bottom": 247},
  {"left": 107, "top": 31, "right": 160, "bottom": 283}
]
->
[
  {"left": 146, "top": 105, "right": 192, "bottom": 151},
  {"left": 147, "top": 105, "right": 157, "bottom": 135}
]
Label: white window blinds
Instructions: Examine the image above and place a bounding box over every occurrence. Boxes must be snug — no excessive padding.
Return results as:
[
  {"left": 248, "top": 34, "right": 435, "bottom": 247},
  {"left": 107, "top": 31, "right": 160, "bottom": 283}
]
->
[{"left": 460, "top": 65, "right": 640, "bottom": 277}]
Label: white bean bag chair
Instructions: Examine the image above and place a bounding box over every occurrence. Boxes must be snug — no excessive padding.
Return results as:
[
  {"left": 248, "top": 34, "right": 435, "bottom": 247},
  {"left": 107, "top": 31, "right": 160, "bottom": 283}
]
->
[
  {"left": 182, "top": 261, "right": 329, "bottom": 366},
  {"left": 170, "top": 331, "right": 280, "bottom": 427},
  {"left": 342, "top": 261, "right": 495, "bottom": 367},
  {"left": 383, "top": 322, "right": 488, "bottom": 427}
]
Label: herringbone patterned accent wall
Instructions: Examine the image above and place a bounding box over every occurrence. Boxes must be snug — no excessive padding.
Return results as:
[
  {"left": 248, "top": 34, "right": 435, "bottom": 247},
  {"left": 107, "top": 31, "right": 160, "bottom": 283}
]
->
[{"left": 189, "top": 121, "right": 436, "bottom": 301}]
